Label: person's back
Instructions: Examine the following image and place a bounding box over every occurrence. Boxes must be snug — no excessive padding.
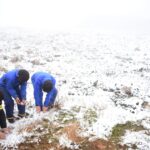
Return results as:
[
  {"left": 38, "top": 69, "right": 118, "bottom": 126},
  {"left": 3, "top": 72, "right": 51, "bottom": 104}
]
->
[
  {"left": 32, "top": 72, "right": 56, "bottom": 86},
  {"left": 0, "top": 70, "right": 17, "bottom": 87}
]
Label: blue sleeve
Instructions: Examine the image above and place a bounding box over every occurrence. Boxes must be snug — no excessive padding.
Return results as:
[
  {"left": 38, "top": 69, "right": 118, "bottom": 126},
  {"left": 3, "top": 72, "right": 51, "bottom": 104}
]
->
[
  {"left": 20, "top": 82, "right": 27, "bottom": 100},
  {"left": 44, "top": 87, "right": 57, "bottom": 107},
  {"left": 6, "top": 80, "right": 18, "bottom": 99},
  {"left": 33, "top": 81, "right": 43, "bottom": 106},
  {"left": 51, "top": 77, "right": 56, "bottom": 86}
]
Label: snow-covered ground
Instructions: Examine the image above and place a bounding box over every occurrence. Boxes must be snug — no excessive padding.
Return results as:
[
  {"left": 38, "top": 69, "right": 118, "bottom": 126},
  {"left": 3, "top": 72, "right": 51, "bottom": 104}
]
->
[{"left": 0, "top": 28, "right": 150, "bottom": 149}]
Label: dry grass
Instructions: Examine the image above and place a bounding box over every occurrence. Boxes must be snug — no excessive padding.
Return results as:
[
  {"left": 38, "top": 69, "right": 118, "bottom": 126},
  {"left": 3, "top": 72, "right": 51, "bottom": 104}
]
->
[
  {"left": 61, "top": 122, "right": 83, "bottom": 143},
  {"left": 53, "top": 101, "right": 63, "bottom": 110},
  {"left": 18, "top": 120, "right": 42, "bottom": 133}
]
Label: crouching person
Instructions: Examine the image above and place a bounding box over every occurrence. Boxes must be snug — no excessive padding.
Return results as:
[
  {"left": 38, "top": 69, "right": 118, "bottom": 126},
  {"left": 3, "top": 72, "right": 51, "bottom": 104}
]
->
[
  {"left": 0, "top": 69, "right": 30, "bottom": 123},
  {"left": 31, "top": 72, "right": 58, "bottom": 112},
  {"left": 0, "top": 90, "right": 11, "bottom": 139}
]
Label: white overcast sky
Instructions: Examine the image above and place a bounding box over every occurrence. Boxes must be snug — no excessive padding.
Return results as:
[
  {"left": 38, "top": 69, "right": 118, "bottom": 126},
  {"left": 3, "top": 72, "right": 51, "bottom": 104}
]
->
[{"left": 0, "top": 0, "right": 150, "bottom": 33}]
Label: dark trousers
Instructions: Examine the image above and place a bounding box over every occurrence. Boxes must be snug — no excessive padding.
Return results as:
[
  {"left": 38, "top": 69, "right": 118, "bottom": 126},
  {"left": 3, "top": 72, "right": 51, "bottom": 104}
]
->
[
  {"left": 0, "top": 86, "right": 25, "bottom": 118},
  {"left": 0, "top": 109, "right": 7, "bottom": 128}
]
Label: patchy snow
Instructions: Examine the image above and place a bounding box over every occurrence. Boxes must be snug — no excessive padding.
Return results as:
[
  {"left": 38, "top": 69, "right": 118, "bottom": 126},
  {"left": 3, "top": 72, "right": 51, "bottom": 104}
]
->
[
  {"left": 122, "top": 131, "right": 150, "bottom": 150},
  {"left": 0, "top": 28, "right": 150, "bottom": 149}
]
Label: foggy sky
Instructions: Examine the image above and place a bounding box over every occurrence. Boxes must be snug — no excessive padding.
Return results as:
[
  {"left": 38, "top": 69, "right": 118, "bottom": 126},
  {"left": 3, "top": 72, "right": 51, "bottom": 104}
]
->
[{"left": 0, "top": 0, "right": 150, "bottom": 34}]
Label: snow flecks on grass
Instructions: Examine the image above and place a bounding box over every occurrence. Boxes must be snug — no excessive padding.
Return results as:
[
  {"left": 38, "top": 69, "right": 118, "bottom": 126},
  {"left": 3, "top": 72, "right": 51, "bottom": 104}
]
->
[
  {"left": 1, "top": 134, "right": 24, "bottom": 149},
  {"left": 110, "top": 121, "right": 145, "bottom": 143},
  {"left": 59, "top": 134, "right": 79, "bottom": 149},
  {"left": 122, "top": 131, "right": 150, "bottom": 150}
]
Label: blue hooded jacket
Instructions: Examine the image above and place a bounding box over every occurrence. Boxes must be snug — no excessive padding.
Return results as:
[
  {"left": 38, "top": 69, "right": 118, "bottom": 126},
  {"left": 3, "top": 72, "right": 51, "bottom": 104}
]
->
[
  {"left": 0, "top": 69, "right": 27, "bottom": 100},
  {"left": 31, "top": 72, "right": 57, "bottom": 107}
]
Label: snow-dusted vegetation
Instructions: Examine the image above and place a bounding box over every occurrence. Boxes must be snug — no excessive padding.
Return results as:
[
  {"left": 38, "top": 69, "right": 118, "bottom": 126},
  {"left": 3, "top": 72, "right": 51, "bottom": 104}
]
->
[{"left": 0, "top": 28, "right": 150, "bottom": 149}]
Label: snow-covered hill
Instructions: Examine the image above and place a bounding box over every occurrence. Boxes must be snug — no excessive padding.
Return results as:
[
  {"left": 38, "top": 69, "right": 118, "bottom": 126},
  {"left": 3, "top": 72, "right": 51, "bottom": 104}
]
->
[{"left": 0, "top": 28, "right": 150, "bottom": 150}]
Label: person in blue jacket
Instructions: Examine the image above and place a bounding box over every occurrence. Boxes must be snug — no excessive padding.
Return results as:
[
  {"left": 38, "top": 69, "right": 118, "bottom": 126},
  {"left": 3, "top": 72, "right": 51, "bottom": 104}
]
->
[
  {"left": 31, "top": 72, "right": 58, "bottom": 112},
  {"left": 0, "top": 69, "right": 29, "bottom": 123}
]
